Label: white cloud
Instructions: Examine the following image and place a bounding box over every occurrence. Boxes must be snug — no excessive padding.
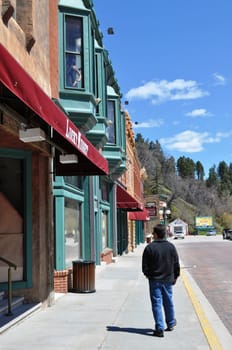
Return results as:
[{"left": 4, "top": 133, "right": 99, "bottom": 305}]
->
[
  {"left": 133, "top": 119, "right": 163, "bottom": 128},
  {"left": 186, "top": 108, "right": 212, "bottom": 117},
  {"left": 216, "top": 131, "right": 232, "bottom": 139},
  {"left": 160, "top": 131, "right": 207, "bottom": 152},
  {"left": 213, "top": 73, "right": 226, "bottom": 85},
  {"left": 125, "top": 79, "right": 209, "bottom": 104},
  {"left": 159, "top": 130, "right": 232, "bottom": 153}
]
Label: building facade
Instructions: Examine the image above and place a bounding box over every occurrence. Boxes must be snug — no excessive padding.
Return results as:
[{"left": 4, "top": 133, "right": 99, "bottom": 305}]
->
[
  {"left": 0, "top": 0, "right": 146, "bottom": 304},
  {"left": 54, "top": 0, "right": 147, "bottom": 293},
  {"left": 0, "top": 0, "right": 107, "bottom": 303}
]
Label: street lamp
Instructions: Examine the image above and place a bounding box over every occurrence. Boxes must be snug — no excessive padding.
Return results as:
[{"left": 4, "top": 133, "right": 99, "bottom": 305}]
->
[{"left": 159, "top": 203, "right": 171, "bottom": 226}]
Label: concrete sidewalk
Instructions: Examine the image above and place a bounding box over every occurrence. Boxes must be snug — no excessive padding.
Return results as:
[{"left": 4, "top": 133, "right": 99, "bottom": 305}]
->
[{"left": 0, "top": 243, "right": 231, "bottom": 350}]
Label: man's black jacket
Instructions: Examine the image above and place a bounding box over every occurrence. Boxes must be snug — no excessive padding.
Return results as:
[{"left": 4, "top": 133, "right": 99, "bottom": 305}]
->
[{"left": 142, "top": 239, "right": 180, "bottom": 283}]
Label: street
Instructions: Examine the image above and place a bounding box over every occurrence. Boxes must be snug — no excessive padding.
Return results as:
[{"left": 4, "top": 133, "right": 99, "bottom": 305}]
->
[{"left": 172, "top": 235, "right": 232, "bottom": 335}]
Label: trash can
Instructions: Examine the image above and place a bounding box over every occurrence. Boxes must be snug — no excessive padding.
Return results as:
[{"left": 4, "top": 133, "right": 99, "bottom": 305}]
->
[{"left": 72, "top": 260, "right": 96, "bottom": 293}]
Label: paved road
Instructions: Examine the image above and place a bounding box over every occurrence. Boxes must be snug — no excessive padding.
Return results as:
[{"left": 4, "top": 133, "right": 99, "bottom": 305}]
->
[{"left": 173, "top": 235, "right": 232, "bottom": 335}]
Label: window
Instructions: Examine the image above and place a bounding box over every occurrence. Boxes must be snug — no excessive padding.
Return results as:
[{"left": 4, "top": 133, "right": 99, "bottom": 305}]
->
[
  {"left": 64, "top": 176, "right": 83, "bottom": 190},
  {"left": 106, "top": 100, "right": 116, "bottom": 144},
  {"left": 64, "top": 198, "right": 82, "bottom": 268},
  {"left": 101, "top": 179, "right": 109, "bottom": 202},
  {"left": 65, "top": 15, "right": 83, "bottom": 89},
  {"left": 0, "top": 157, "right": 24, "bottom": 282},
  {"left": 102, "top": 211, "right": 108, "bottom": 249}
]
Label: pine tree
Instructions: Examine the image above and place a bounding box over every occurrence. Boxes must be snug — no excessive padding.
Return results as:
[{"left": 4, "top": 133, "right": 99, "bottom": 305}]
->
[
  {"left": 206, "top": 165, "right": 218, "bottom": 188},
  {"left": 177, "top": 156, "right": 195, "bottom": 178},
  {"left": 195, "top": 161, "right": 205, "bottom": 180}
]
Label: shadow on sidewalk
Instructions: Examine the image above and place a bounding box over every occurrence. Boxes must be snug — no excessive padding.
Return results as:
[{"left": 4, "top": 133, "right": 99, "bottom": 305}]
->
[{"left": 107, "top": 326, "right": 154, "bottom": 336}]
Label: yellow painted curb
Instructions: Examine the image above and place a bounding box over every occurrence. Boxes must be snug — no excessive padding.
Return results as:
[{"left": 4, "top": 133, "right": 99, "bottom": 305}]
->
[{"left": 181, "top": 269, "right": 222, "bottom": 350}]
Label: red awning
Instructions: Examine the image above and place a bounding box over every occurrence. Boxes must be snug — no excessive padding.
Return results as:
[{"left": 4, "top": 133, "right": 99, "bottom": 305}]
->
[
  {"left": 0, "top": 44, "right": 108, "bottom": 176},
  {"left": 116, "top": 185, "right": 143, "bottom": 211},
  {"left": 128, "top": 208, "right": 150, "bottom": 221}
]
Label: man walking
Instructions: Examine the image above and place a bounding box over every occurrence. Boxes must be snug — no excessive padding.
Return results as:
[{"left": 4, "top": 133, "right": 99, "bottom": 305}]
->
[{"left": 142, "top": 224, "right": 180, "bottom": 337}]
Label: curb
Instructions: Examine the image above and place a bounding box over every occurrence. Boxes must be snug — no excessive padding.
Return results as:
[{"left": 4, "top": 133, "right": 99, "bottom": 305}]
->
[{"left": 181, "top": 269, "right": 231, "bottom": 350}]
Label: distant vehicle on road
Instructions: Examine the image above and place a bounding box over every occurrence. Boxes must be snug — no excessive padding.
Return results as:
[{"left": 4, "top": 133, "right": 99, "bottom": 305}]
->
[
  {"left": 206, "top": 229, "right": 216, "bottom": 236},
  {"left": 173, "top": 228, "right": 185, "bottom": 239},
  {"left": 222, "top": 228, "right": 232, "bottom": 240}
]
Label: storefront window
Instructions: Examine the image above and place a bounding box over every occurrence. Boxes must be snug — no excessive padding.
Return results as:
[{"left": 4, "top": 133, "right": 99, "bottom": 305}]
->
[
  {"left": 65, "top": 198, "right": 82, "bottom": 268},
  {"left": 0, "top": 157, "right": 24, "bottom": 282},
  {"left": 65, "top": 15, "right": 83, "bottom": 88},
  {"left": 102, "top": 211, "right": 108, "bottom": 249}
]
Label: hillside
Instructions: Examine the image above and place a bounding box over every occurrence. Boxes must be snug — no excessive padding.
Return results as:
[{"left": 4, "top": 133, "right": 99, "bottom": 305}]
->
[{"left": 135, "top": 133, "right": 232, "bottom": 232}]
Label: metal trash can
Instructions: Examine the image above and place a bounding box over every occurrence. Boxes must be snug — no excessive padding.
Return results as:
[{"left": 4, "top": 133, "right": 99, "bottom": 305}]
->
[{"left": 72, "top": 260, "right": 96, "bottom": 293}]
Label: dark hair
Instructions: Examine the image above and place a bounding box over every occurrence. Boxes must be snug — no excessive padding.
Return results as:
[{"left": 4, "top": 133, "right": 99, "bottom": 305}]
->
[{"left": 153, "top": 224, "right": 166, "bottom": 239}]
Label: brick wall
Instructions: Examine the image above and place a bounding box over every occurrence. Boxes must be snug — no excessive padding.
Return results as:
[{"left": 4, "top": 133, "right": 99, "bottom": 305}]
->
[
  {"left": 54, "top": 270, "right": 69, "bottom": 293},
  {"left": 54, "top": 268, "right": 74, "bottom": 293}
]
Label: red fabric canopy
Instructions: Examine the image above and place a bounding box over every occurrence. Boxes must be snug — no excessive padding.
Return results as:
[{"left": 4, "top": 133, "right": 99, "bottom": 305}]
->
[
  {"left": 128, "top": 208, "right": 150, "bottom": 221},
  {"left": 116, "top": 185, "right": 143, "bottom": 211},
  {"left": 0, "top": 44, "right": 108, "bottom": 176}
]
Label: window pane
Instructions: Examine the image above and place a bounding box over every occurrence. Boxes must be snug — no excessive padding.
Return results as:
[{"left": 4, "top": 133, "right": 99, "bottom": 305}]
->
[
  {"left": 106, "top": 100, "right": 116, "bottom": 144},
  {"left": 66, "top": 53, "right": 82, "bottom": 88},
  {"left": 66, "top": 16, "right": 82, "bottom": 53},
  {"left": 65, "top": 16, "right": 83, "bottom": 88},
  {"left": 65, "top": 198, "right": 82, "bottom": 268},
  {"left": 64, "top": 176, "right": 83, "bottom": 189}
]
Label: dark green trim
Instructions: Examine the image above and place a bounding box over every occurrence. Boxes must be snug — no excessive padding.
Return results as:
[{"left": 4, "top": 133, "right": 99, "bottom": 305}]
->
[
  {"left": 54, "top": 196, "right": 65, "bottom": 270},
  {"left": 135, "top": 221, "right": 145, "bottom": 245}
]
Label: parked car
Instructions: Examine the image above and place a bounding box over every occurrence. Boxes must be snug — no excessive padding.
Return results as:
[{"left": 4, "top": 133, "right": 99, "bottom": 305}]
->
[
  {"left": 206, "top": 229, "right": 216, "bottom": 236},
  {"left": 222, "top": 228, "right": 232, "bottom": 240}
]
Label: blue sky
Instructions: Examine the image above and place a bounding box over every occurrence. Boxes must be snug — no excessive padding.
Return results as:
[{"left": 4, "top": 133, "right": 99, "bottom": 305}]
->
[{"left": 93, "top": 1, "right": 232, "bottom": 177}]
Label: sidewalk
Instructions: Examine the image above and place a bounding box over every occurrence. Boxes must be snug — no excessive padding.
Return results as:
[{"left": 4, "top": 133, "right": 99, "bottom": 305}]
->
[{"left": 0, "top": 243, "right": 231, "bottom": 350}]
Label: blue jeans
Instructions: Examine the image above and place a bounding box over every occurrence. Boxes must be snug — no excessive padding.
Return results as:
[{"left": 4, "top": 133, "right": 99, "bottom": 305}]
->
[{"left": 149, "top": 280, "right": 175, "bottom": 331}]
